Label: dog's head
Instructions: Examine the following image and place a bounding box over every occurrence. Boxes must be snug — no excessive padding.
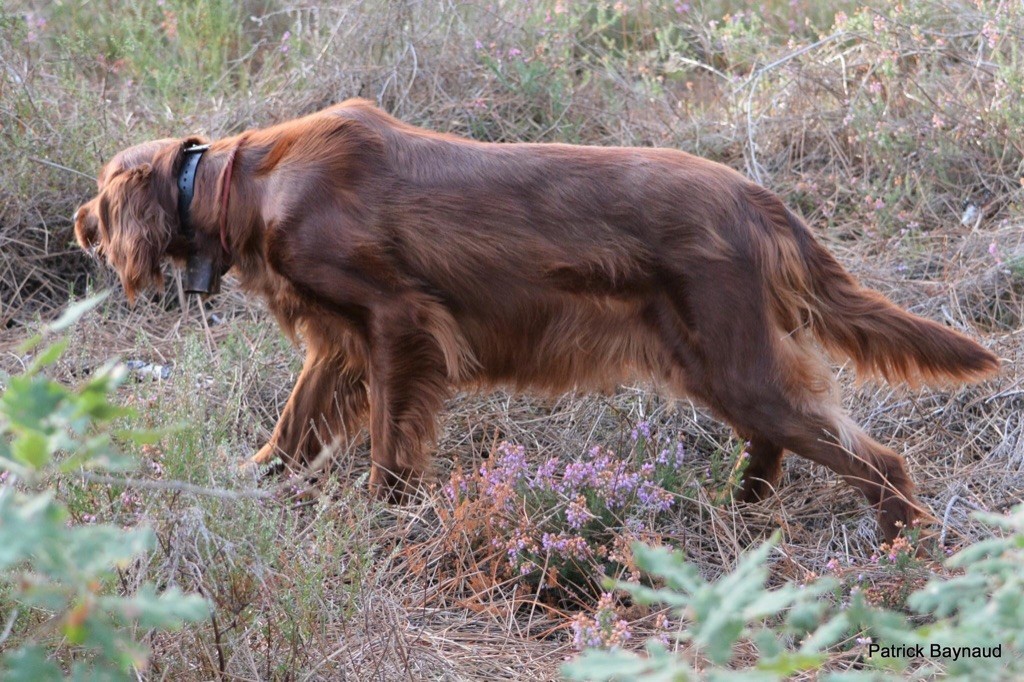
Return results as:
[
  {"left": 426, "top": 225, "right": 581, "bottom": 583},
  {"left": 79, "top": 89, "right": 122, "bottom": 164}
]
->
[{"left": 74, "top": 136, "right": 228, "bottom": 302}]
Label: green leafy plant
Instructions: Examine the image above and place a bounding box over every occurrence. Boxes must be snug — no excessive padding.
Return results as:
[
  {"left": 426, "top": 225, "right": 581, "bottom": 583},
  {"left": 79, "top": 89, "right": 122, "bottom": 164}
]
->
[
  {"left": 563, "top": 504, "right": 1024, "bottom": 681},
  {"left": 0, "top": 293, "right": 208, "bottom": 680},
  {"left": 563, "top": 533, "right": 866, "bottom": 680},
  {"left": 901, "top": 507, "right": 1024, "bottom": 680}
]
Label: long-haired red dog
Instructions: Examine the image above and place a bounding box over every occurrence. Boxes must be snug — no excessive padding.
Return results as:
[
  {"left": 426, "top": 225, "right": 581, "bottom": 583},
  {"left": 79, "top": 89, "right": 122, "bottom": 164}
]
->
[{"left": 74, "top": 99, "right": 997, "bottom": 542}]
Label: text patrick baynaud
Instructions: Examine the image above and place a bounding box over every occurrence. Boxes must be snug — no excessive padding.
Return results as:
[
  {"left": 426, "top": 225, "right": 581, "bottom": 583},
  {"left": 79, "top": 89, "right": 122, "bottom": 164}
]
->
[{"left": 868, "top": 642, "right": 1002, "bottom": 662}]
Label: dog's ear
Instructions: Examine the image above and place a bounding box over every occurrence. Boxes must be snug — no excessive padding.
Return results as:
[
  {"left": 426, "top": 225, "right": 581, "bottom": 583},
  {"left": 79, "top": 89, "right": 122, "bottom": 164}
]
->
[
  {"left": 96, "top": 163, "right": 175, "bottom": 303},
  {"left": 73, "top": 198, "right": 101, "bottom": 250}
]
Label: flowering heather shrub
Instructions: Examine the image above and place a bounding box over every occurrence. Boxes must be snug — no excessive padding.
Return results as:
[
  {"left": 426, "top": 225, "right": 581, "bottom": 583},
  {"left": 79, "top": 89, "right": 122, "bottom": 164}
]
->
[
  {"left": 572, "top": 593, "right": 631, "bottom": 649},
  {"left": 444, "top": 425, "right": 687, "bottom": 593}
]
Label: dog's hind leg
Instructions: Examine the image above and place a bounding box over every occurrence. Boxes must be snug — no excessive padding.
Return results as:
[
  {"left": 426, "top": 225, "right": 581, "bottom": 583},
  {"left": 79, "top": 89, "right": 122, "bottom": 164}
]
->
[
  {"left": 704, "top": 363, "right": 921, "bottom": 544},
  {"left": 652, "top": 278, "right": 920, "bottom": 543},
  {"left": 768, "top": 407, "right": 919, "bottom": 543},
  {"left": 735, "top": 437, "right": 785, "bottom": 503}
]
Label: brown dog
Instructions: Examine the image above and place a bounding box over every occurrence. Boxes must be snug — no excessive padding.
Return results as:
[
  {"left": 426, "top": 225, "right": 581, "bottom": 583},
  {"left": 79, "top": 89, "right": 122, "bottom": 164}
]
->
[{"left": 74, "top": 99, "right": 997, "bottom": 542}]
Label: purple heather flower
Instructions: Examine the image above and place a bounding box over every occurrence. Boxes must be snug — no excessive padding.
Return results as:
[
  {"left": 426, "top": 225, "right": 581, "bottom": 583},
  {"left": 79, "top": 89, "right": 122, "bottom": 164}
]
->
[
  {"left": 541, "top": 532, "right": 591, "bottom": 560},
  {"left": 481, "top": 442, "right": 529, "bottom": 497},
  {"left": 989, "top": 242, "right": 1003, "bottom": 265},
  {"left": 636, "top": 481, "right": 674, "bottom": 513},
  {"left": 561, "top": 458, "right": 599, "bottom": 492},
  {"left": 566, "top": 496, "right": 592, "bottom": 529},
  {"left": 630, "top": 420, "right": 651, "bottom": 441},
  {"left": 536, "top": 457, "right": 560, "bottom": 489},
  {"left": 656, "top": 442, "right": 686, "bottom": 468},
  {"left": 572, "top": 594, "right": 632, "bottom": 649}
]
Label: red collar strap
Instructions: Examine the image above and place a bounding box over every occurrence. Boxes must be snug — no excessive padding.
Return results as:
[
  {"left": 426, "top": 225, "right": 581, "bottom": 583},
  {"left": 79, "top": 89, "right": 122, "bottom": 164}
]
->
[{"left": 216, "top": 143, "right": 239, "bottom": 257}]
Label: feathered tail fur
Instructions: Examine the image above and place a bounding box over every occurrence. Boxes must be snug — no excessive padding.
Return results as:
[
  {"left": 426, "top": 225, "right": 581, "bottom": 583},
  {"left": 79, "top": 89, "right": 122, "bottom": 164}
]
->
[{"left": 752, "top": 186, "right": 999, "bottom": 386}]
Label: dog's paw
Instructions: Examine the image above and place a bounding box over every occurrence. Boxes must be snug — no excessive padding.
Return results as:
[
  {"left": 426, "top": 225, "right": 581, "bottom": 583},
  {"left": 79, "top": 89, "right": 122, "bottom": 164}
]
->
[{"left": 239, "top": 451, "right": 283, "bottom": 479}]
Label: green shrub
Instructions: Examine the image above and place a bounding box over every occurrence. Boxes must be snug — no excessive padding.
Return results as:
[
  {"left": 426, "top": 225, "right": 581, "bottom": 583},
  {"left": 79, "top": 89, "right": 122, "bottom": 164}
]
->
[
  {"left": 0, "top": 294, "right": 208, "bottom": 680},
  {"left": 563, "top": 505, "right": 1024, "bottom": 680}
]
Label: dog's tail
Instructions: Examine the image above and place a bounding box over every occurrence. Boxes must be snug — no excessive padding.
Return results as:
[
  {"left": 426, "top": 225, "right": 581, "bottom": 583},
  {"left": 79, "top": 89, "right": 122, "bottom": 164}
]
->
[{"left": 749, "top": 186, "right": 998, "bottom": 386}]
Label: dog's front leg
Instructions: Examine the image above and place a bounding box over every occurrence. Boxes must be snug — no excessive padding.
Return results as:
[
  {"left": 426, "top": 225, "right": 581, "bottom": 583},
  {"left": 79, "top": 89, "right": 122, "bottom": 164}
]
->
[
  {"left": 365, "top": 304, "right": 451, "bottom": 503},
  {"left": 265, "top": 225, "right": 452, "bottom": 499},
  {"left": 251, "top": 350, "right": 368, "bottom": 471}
]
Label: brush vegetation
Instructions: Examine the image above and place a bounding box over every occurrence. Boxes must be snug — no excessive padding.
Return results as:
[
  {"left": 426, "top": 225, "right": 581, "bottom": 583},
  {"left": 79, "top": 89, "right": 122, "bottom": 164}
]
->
[{"left": 1, "top": 0, "right": 1022, "bottom": 678}]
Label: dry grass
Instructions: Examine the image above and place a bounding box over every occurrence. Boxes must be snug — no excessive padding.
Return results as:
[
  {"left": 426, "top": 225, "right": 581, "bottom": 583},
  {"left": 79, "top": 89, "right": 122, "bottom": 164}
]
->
[{"left": 2, "top": 0, "right": 1023, "bottom": 678}]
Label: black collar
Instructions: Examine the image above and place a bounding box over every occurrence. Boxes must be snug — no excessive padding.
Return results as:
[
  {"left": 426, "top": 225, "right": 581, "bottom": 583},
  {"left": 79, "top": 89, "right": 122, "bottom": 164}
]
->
[{"left": 177, "top": 143, "right": 210, "bottom": 239}]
